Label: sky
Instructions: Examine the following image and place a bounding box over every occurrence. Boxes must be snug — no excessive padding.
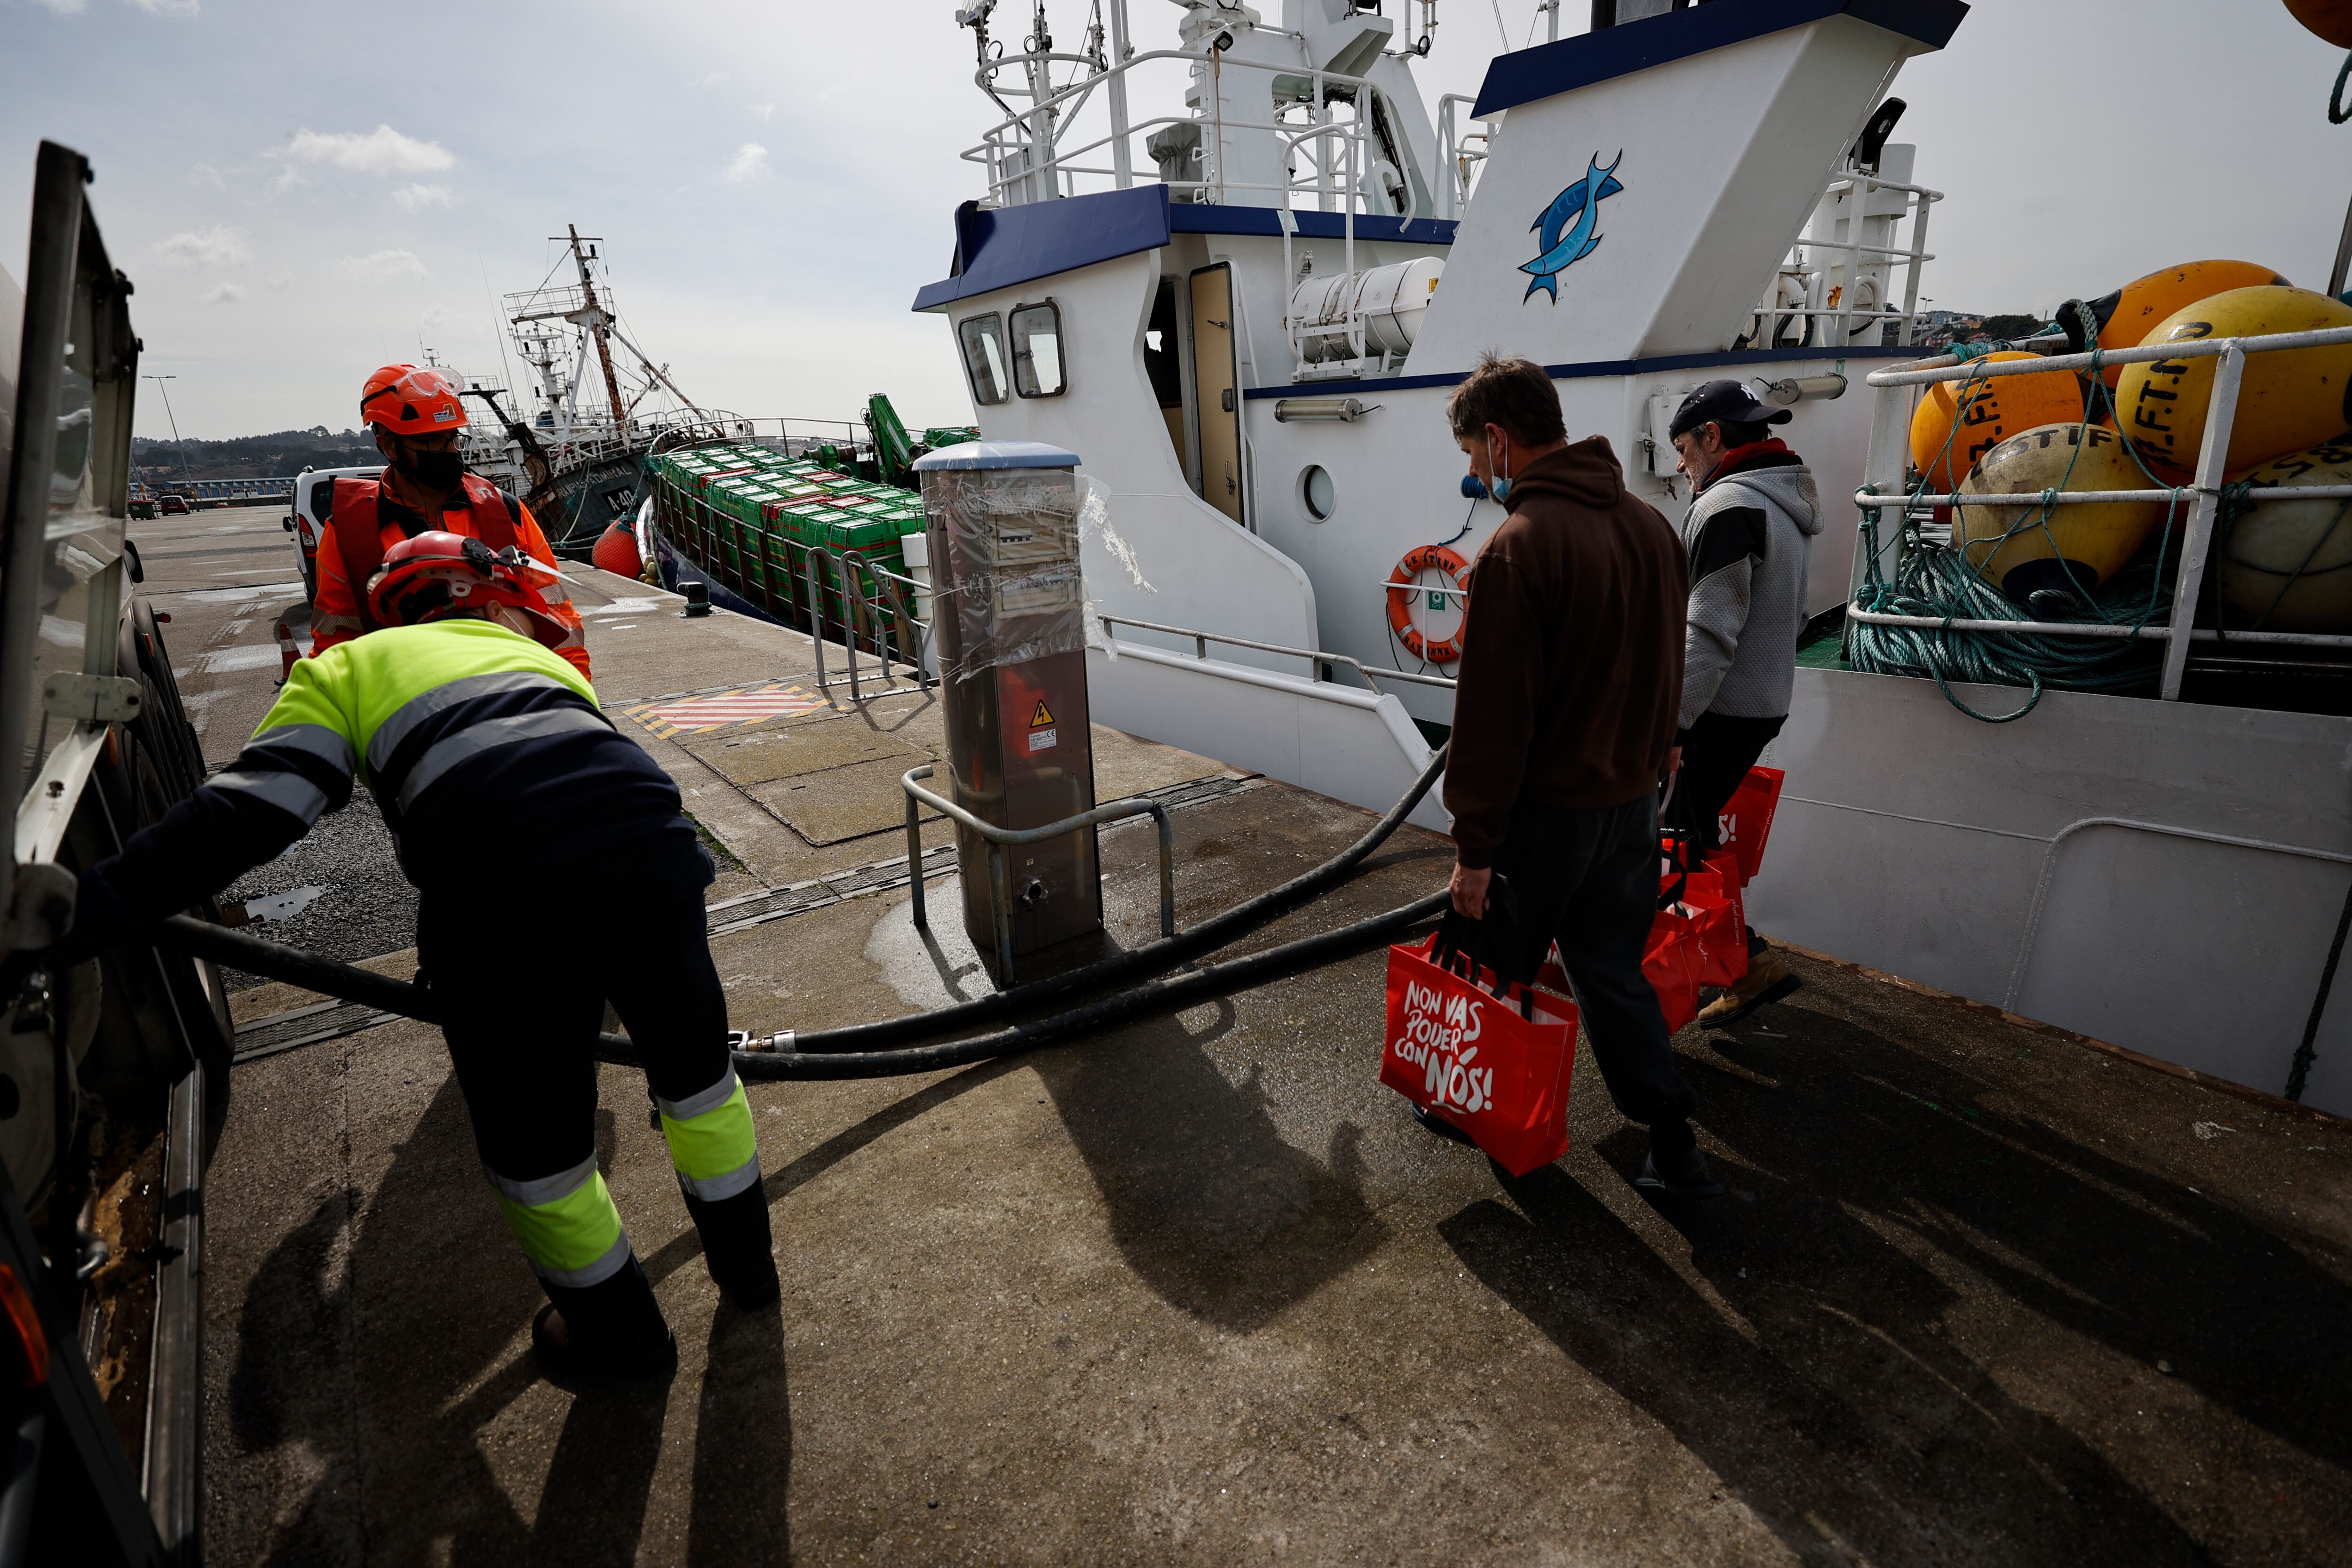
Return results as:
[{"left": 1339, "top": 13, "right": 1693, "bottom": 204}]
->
[{"left": 0, "top": 0, "right": 2346, "bottom": 442}]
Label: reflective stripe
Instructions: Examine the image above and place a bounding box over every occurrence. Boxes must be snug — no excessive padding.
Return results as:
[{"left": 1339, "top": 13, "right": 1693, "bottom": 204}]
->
[
  {"left": 674, "top": 1154, "right": 761, "bottom": 1203},
  {"left": 313, "top": 614, "right": 363, "bottom": 637},
  {"left": 656, "top": 1067, "right": 739, "bottom": 1124},
  {"left": 206, "top": 767, "right": 329, "bottom": 826},
  {"left": 659, "top": 1080, "right": 759, "bottom": 1196},
  {"left": 395, "top": 706, "right": 612, "bottom": 813},
  {"left": 365, "top": 669, "right": 573, "bottom": 778},
  {"left": 251, "top": 722, "right": 357, "bottom": 780},
  {"left": 535, "top": 1229, "right": 633, "bottom": 1289},
  {"left": 485, "top": 1157, "right": 630, "bottom": 1282}
]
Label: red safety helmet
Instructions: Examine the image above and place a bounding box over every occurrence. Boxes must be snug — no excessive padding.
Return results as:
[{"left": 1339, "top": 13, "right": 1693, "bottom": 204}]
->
[
  {"left": 360, "top": 364, "right": 469, "bottom": 437},
  {"left": 366, "top": 531, "right": 568, "bottom": 649}
]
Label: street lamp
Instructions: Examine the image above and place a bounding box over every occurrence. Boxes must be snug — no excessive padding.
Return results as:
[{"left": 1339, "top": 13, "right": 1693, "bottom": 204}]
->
[{"left": 144, "top": 374, "right": 196, "bottom": 497}]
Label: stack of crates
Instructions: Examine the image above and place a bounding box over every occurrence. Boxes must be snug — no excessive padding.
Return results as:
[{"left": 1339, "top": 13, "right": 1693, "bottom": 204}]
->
[{"left": 649, "top": 441, "right": 929, "bottom": 660}]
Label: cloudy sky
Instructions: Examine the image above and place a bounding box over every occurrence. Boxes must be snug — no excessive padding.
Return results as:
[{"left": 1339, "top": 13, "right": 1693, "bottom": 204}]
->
[{"left": 1, "top": 0, "right": 2344, "bottom": 441}]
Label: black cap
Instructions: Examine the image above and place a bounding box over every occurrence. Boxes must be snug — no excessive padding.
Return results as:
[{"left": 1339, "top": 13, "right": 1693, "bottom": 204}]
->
[{"left": 1668, "top": 379, "right": 1792, "bottom": 442}]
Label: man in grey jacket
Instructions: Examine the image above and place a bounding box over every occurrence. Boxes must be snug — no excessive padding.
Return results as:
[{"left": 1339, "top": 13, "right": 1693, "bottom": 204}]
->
[{"left": 1667, "top": 380, "right": 1823, "bottom": 1025}]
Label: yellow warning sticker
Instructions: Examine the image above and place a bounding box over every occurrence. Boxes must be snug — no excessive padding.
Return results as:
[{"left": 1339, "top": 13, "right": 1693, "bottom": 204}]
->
[{"left": 1029, "top": 699, "right": 1055, "bottom": 728}]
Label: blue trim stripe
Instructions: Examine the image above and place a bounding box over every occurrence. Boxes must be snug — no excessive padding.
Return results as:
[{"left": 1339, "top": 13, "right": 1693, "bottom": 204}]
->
[
  {"left": 1242, "top": 344, "right": 1918, "bottom": 401},
  {"left": 1471, "top": 0, "right": 1969, "bottom": 118},
  {"left": 912, "top": 188, "right": 1459, "bottom": 311}
]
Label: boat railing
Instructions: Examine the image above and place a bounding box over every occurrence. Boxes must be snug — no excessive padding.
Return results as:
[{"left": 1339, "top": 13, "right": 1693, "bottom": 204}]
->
[
  {"left": 1097, "top": 613, "right": 1455, "bottom": 695},
  {"left": 1848, "top": 322, "right": 2352, "bottom": 700},
  {"left": 1750, "top": 166, "right": 1943, "bottom": 351},
  {"left": 960, "top": 41, "right": 1428, "bottom": 226},
  {"left": 1434, "top": 94, "right": 1494, "bottom": 223}
]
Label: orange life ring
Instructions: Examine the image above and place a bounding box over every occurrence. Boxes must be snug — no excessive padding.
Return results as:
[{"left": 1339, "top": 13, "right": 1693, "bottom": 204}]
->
[{"left": 1386, "top": 543, "right": 1469, "bottom": 664}]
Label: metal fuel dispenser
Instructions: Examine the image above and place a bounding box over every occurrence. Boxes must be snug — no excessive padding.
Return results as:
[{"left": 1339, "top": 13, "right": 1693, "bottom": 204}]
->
[{"left": 912, "top": 441, "right": 1100, "bottom": 980}]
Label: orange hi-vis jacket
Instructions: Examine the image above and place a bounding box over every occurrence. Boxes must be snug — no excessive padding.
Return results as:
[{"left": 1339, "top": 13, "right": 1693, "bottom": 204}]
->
[{"left": 310, "top": 470, "right": 589, "bottom": 678}]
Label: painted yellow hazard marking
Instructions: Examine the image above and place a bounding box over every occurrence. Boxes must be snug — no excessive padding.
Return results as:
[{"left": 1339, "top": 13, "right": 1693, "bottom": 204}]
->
[{"left": 1029, "top": 700, "right": 1054, "bottom": 728}]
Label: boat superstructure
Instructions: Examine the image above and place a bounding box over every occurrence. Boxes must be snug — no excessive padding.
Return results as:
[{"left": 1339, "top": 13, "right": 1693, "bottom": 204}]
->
[{"left": 912, "top": 0, "right": 2352, "bottom": 1119}]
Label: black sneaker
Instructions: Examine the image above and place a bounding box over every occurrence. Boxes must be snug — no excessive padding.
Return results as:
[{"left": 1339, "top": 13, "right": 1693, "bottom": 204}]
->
[
  {"left": 1633, "top": 1149, "right": 1724, "bottom": 1201},
  {"left": 1410, "top": 1102, "right": 1479, "bottom": 1147}
]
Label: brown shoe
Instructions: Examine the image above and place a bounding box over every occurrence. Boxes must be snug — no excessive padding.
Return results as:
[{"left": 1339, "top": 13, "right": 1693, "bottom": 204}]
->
[{"left": 1698, "top": 952, "right": 1801, "bottom": 1028}]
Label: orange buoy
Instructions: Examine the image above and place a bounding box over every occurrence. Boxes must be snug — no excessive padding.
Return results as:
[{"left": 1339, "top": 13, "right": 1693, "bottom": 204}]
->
[
  {"left": 2286, "top": 0, "right": 2352, "bottom": 47},
  {"left": 2217, "top": 432, "right": 2352, "bottom": 631},
  {"left": 2095, "top": 260, "right": 2291, "bottom": 389},
  {"left": 1385, "top": 544, "right": 1468, "bottom": 664},
  {"left": 2115, "top": 287, "right": 2352, "bottom": 478},
  {"left": 1908, "top": 352, "right": 2085, "bottom": 493},
  {"left": 1953, "top": 423, "right": 2169, "bottom": 600},
  {"left": 591, "top": 520, "right": 643, "bottom": 579}
]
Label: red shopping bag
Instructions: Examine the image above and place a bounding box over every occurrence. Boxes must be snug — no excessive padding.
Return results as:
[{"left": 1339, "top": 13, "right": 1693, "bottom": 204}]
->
[
  {"left": 1700, "top": 851, "right": 1749, "bottom": 984},
  {"left": 1644, "top": 909, "right": 1708, "bottom": 1035},
  {"left": 1716, "top": 766, "right": 1785, "bottom": 886},
  {"left": 1680, "top": 865, "right": 1749, "bottom": 988},
  {"left": 1381, "top": 932, "right": 1579, "bottom": 1177}
]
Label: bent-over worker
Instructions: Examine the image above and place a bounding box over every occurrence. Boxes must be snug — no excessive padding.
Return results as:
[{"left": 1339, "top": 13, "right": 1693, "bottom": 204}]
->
[
  {"left": 312, "top": 363, "right": 590, "bottom": 678},
  {"left": 1667, "top": 379, "right": 1820, "bottom": 1026},
  {"left": 1438, "top": 354, "right": 1720, "bottom": 1199},
  {"left": 67, "top": 533, "right": 766, "bottom": 1376}
]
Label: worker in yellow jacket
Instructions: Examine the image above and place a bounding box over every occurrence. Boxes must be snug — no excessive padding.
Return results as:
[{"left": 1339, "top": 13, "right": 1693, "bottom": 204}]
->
[{"left": 67, "top": 532, "right": 769, "bottom": 1376}]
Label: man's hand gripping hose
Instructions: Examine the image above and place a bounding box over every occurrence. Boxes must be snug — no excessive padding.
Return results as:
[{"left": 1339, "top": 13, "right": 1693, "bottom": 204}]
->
[{"left": 152, "top": 744, "right": 1452, "bottom": 1081}]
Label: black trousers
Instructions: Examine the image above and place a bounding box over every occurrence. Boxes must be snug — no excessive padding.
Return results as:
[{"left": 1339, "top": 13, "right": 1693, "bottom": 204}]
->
[
  {"left": 420, "top": 830, "right": 760, "bottom": 1336},
  {"left": 1492, "top": 793, "right": 1696, "bottom": 1130},
  {"left": 1674, "top": 711, "right": 1785, "bottom": 953}
]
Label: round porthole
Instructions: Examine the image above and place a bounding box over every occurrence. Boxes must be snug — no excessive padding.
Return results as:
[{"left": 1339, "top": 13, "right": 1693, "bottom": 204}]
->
[{"left": 1300, "top": 464, "right": 1336, "bottom": 522}]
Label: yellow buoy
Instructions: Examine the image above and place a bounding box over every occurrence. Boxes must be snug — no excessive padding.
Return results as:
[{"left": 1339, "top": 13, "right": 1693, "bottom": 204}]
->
[
  {"left": 2096, "top": 260, "right": 2290, "bottom": 389},
  {"left": 1909, "top": 352, "right": 2086, "bottom": 493},
  {"left": 2116, "top": 287, "right": 2352, "bottom": 478},
  {"left": 1953, "top": 423, "right": 2170, "bottom": 601},
  {"left": 2217, "top": 433, "right": 2352, "bottom": 632}
]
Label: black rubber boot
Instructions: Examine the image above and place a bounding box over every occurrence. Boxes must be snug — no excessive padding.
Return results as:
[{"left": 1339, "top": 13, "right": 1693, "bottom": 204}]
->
[
  {"left": 534, "top": 1256, "right": 676, "bottom": 1379},
  {"left": 1632, "top": 1120, "right": 1724, "bottom": 1200},
  {"left": 685, "top": 1186, "right": 780, "bottom": 1308}
]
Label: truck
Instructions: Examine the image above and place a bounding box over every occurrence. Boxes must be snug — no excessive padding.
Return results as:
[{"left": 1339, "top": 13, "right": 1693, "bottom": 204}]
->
[{"left": 0, "top": 140, "right": 230, "bottom": 1565}]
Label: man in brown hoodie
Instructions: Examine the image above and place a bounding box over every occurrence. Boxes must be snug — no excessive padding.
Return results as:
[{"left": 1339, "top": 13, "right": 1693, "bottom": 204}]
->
[{"left": 1435, "top": 353, "right": 1719, "bottom": 1199}]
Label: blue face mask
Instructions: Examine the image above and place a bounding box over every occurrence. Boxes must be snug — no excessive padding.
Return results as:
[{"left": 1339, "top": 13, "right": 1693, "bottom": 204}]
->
[{"left": 1487, "top": 437, "right": 1512, "bottom": 504}]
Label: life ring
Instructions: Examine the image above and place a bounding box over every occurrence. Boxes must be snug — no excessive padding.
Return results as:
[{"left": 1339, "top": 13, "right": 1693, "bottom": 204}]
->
[{"left": 1386, "top": 543, "right": 1469, "bottom": 664}]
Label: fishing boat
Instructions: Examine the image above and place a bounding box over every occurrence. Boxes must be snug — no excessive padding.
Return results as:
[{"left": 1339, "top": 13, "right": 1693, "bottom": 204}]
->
[{"left": 894, "top": 0, "right": 2352, "bottom": 1118}]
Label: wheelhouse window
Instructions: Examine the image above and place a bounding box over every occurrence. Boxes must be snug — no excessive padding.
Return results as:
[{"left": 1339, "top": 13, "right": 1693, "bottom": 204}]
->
[
  {"left": 1009, "top": 300, "right": 1066, "bottom": 398},
  {"left": 958, "top": 312, "right": 1010, "bottom": 406}
]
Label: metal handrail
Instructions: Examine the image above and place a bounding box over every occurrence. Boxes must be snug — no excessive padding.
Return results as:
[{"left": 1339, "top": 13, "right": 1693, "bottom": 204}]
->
[
  {"left": 1866, "top": 323, "right": 2352, "bottom": 387},
  {"left": 1843, "top": 605, "right": 2352, "bottom": 650},
  {"left": 1097, "top": 613, "right": 1457, "bottom": 691},
  {"left": 901, "top": 763, "right": 1176, "bottom": 985}
]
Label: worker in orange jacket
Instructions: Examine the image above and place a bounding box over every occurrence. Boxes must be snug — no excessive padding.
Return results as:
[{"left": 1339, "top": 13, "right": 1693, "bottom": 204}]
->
[{"left": 312, "top": 364, "right": 590, "bottom": 678}]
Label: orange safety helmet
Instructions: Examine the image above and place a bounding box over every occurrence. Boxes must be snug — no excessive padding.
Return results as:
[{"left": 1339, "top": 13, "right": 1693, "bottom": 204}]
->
[
  {"left": 360, "top": 364, "right": 469, "bottom": 437},
  {"left": 366, "top": 531, "right": 568, "bottom": 648}
]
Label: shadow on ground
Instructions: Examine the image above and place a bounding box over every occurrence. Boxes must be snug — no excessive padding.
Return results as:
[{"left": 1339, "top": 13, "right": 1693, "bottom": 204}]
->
[
  {"left": 1444, "top": 994, "right": 2352, "bottom": 1566},
  {"left": 228, "top": 1078, "right": 795, "bottom": 1566}
]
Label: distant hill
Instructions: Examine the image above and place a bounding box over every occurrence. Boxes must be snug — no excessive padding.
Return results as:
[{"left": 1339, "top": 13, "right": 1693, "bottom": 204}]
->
[{"left": 133, "top": 428, "right": 379, "bottom": 486}]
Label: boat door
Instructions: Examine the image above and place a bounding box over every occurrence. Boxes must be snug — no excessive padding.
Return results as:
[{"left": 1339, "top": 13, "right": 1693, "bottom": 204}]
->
[{"left": 1189, "top": 262, "right": 1243, "bottom": 525}]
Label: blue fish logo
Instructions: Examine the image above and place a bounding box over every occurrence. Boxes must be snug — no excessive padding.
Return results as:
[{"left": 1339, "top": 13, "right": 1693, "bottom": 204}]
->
[{"left": 1520, "top": 151, "right": 1625, "bottom": 303}]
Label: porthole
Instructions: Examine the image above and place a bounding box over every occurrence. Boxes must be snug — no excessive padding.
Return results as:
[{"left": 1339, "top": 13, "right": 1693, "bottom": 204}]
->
[{"left": 1299, "top": 464, "right": 1335, "bottom": 522}]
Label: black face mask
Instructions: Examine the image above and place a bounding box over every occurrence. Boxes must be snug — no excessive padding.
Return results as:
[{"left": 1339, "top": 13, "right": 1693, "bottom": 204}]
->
[{"left": 397, "top": 445, "right": 466, "bottom": 493}]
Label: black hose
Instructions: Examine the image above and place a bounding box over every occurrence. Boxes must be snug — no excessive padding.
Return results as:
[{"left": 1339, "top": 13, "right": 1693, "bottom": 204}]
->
[
  {"left": 157, "top": 741, "right": 1453, "bottom": 1079},
  {"left": 788, "top": 740, "right": 1448, "bottom": 1053},
  {"left": 654, "top": 889, "right": 1448, "bottom": 1081}
]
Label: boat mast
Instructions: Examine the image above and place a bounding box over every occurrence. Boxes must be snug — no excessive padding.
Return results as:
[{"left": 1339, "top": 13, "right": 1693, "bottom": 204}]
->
[{"left": 561, "top": 225, "right": 631, "bottom": 439}]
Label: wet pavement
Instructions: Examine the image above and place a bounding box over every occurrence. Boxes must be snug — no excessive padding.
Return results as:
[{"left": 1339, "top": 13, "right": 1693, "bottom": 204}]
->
[{"left": 143, "top": 506, "right": 2352, "bottom": 1565}]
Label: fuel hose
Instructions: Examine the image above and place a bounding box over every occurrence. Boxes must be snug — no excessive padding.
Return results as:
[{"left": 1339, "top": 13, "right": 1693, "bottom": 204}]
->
[{"left": 162, "top": 741, "right": 1451, "bottom": 1073}]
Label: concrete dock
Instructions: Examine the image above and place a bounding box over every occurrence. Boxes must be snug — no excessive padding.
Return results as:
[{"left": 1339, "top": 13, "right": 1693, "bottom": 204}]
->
[{"left": 140, "top": 504, "right": 2352, "bottom": 1566}]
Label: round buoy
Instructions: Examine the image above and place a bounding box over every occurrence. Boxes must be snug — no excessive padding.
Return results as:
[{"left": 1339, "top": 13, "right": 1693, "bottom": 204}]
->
[
  {"left": 2286, "top": 0, "right": 2352, "bottom": 47},
  {"left": 2116, "top": 287, "right": 2352, "bottom": 478},
  {"left": 591, "top": 520, "right": 643, "bottom": 579},
  {"left": 1954, "top": 423, "right": 2169, "bottom": 600},
  {"left": 2095, "top": 260, "right": 2290, "bottom": 388},
  {"left": 1909, "top": 352, "right": 2085, "bottom": 493},
  {"left": 1385, "top": 544, "right": 1469, "bottom": 664},
  {"left": 2217, "top": 432, "right": 2352, "bottom": 631}
]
